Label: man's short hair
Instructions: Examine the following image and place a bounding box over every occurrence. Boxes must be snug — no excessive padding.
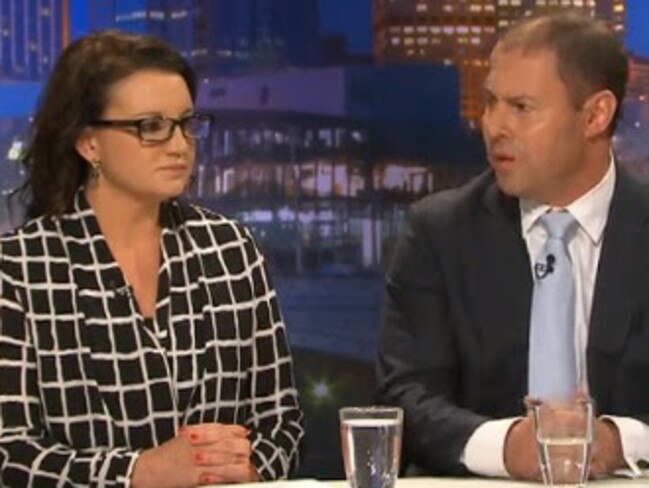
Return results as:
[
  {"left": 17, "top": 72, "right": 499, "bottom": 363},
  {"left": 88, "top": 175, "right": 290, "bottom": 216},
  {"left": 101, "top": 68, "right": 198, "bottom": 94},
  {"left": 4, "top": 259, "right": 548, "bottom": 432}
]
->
[{"left": 496, "top": 12, "right": 628, "bottom": 133}]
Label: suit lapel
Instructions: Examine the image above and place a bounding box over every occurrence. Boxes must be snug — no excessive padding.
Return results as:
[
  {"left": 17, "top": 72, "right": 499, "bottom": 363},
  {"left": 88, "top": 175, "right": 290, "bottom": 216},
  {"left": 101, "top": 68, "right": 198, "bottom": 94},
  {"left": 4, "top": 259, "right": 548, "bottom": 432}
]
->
[
  {"left": 480, "top": 180, "right": 533, "bottom": 331},
  {"left": 476, "top": 179, "right": 533, "bottom": 408},
  {"left": 588, "top": 168, "right": 649, "bottom": 405}
]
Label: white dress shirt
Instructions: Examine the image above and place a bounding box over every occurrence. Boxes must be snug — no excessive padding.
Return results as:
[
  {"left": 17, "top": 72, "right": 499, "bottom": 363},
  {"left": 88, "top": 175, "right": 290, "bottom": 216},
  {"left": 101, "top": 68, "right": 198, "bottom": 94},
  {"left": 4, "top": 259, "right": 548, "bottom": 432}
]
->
[{"left": 462, "top": 160, "right": 649, "bottom": 477}]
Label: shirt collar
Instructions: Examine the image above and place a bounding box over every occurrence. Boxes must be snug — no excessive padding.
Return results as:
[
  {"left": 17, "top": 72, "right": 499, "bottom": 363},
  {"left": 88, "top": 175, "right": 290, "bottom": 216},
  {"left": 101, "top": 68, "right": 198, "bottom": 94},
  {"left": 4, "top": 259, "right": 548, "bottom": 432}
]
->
[{"left": 520, "top": 154, "right": 616, "bottom": 245}]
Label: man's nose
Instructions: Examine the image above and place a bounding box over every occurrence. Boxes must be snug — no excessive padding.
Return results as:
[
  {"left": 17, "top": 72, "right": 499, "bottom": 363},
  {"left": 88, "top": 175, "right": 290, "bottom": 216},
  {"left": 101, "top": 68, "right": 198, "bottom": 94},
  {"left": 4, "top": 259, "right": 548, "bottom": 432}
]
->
[{"left": 482, "top": 103, "right": 511, "bottom": 141}]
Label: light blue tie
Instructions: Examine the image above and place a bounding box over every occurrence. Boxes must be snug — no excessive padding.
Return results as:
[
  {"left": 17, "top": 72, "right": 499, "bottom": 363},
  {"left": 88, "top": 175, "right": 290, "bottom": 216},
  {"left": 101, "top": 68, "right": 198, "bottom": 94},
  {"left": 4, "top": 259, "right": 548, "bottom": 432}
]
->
[{"left": 528, "top": 211, "right": 579, "bottom": 401}]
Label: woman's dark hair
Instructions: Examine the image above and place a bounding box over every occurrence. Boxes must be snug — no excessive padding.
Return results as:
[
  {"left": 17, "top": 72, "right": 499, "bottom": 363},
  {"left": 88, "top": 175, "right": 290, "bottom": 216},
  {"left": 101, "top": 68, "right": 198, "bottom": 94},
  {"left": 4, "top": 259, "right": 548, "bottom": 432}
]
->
[
  {"left": 13, "top": 30, "right": 196, "bottom": 219},
  {"left": 496, "top": 12, "right": 628, "bottom": 135}
]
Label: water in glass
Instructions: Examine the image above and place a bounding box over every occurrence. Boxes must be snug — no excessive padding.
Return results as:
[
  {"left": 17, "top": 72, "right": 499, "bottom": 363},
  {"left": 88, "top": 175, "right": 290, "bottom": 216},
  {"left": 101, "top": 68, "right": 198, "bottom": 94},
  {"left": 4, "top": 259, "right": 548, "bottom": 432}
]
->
[
  {"left": 538, "top": 435, "right": 592, "bottom": 487},
  {"left": 532, "top": 398, "right": 594, "bottom": 488},
  {"left": 340, "top": 413, "right": 401, "bottom": 488}
]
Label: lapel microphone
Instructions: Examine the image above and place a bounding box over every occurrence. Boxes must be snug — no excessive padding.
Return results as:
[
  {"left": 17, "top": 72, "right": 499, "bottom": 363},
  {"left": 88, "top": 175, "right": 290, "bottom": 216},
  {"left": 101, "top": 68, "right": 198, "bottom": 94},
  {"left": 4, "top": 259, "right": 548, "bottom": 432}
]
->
[
  {"left": 108, "top": 280, "right": 133, "bottom": 298},
  {"left": 534, "top": 254, "right": 555, "bottom": 280}
]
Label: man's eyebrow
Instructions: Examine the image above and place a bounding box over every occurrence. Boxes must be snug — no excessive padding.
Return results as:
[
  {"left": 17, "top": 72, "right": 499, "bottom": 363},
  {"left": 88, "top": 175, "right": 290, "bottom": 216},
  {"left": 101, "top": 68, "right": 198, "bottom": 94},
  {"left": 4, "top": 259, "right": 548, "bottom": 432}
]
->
[
  {"left": 483, "top": 90, "right": 535, "bottom": 104},
  {"left": 504, "top": 94, "right": 535, "bottom": 102}
]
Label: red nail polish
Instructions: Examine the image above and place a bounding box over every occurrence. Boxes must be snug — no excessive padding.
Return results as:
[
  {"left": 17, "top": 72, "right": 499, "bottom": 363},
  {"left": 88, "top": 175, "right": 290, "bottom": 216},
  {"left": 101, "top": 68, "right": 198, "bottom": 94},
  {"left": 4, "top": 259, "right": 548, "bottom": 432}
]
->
[
  {"left": 195, "top": 452, "right": 205, "bottom": 463},
  {"left": 190, "top": 433, "right": 199, "bottom": 442}
]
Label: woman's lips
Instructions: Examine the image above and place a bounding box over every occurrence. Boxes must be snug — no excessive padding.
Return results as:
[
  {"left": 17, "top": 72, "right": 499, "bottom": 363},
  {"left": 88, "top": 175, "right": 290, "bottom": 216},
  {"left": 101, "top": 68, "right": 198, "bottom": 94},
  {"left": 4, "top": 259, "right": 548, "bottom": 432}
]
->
[{"left": 157, "top": 164, "right": 188, "bottom": 176}]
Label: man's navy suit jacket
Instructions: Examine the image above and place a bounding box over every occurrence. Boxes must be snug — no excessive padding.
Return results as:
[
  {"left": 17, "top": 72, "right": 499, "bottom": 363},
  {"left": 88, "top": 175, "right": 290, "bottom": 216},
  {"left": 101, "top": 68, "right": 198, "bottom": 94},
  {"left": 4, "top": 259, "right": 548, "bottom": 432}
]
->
[{"left": 377, "top": 166, "right": 649, "bottom": 474}]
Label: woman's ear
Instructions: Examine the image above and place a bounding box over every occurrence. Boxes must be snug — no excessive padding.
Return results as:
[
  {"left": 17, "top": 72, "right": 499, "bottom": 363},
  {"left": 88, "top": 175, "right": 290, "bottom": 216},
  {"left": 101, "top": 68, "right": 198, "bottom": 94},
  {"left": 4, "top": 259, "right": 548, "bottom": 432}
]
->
[{"left": 74, "top": 128, "right": 99, "bottom": 163}]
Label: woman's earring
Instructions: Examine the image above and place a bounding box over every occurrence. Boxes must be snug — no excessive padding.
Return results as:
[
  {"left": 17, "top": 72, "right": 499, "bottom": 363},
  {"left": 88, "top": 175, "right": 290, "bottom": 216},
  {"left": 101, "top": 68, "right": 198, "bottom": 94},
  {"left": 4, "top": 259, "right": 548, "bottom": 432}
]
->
[{"left": 90, "top": 159, "right": 101, "bottom": 179}]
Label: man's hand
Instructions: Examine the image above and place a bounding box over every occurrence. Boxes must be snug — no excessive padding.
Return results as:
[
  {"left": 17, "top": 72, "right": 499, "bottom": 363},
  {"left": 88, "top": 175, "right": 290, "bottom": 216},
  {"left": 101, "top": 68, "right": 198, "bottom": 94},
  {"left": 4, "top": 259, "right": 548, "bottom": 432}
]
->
[
  {"left": 130, "top": 423, "right": 257, "bottom": 488},
  {"left": 504, "top": 416, "right": 542, "bottom": 481},
  {"left": 590, "top": 418, "right": 625, "bottom": 478}
]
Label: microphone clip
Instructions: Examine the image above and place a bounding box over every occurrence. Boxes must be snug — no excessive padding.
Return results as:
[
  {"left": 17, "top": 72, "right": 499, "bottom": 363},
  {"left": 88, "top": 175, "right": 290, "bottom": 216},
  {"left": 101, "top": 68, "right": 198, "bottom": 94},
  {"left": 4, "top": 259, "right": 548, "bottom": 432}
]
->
[
  {"left": 108, "top": 280, "right": 132, "bottom": 298},
  {"left": 534, "top": 254, "right": 555, "bottom": 280}
]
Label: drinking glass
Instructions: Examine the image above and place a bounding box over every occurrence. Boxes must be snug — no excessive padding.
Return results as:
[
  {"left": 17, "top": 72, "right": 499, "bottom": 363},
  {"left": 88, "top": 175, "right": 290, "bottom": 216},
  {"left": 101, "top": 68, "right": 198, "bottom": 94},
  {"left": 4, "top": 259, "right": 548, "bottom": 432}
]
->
[
  {"left": 339, "top": 406, "right": 403, "bottom": 488},
  {"left": 530, "top": 397, "right": 594, "bottom": 488}
]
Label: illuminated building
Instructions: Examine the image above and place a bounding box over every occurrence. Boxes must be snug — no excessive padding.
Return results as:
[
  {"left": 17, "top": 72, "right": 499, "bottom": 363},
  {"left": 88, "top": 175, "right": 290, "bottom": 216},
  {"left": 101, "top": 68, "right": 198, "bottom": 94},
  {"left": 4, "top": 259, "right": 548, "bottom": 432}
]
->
[
  {"left": 374, "top": 0, "right": 627, "bottom": 124},
  {"left": 0, "top": 0, "right": 68, "bottom": 81},
  {"left": 87, "top": 0, "right": 320, "bottom": 75},
  {"left": 193, "top": 65, "right": 482, "bottom": 273}
]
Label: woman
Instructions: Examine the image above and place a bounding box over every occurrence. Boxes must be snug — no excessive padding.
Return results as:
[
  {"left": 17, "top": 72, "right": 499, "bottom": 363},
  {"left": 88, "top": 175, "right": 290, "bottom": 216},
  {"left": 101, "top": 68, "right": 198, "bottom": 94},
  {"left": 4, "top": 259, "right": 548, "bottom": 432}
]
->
[{"left": 0, "top": 31, "right": 304, "bottom": 487}]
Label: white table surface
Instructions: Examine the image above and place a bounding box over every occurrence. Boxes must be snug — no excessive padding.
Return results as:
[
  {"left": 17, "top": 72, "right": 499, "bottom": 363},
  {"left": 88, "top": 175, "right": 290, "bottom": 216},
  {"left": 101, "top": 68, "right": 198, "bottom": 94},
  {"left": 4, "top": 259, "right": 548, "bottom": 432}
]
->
[{"left": 215, "top": 477, "right": 649, "bottom": 488}]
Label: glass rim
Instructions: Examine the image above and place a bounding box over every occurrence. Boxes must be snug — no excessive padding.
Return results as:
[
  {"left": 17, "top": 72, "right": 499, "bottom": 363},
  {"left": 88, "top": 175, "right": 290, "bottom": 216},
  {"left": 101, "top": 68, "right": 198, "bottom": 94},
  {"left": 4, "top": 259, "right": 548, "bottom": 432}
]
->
[
  {"left": 339, "top": 406, "right": 403, "bottom": 418},
  {"left": 339, "top": 405, "right": 402, "bottom": 411}
]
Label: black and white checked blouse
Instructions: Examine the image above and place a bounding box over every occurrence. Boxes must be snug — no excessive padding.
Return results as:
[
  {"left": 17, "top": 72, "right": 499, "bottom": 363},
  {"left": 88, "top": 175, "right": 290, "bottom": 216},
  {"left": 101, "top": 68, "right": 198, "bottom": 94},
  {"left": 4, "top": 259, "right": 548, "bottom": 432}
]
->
[{"left": 0, "top": 191, "right": 304, "bottom": 487}]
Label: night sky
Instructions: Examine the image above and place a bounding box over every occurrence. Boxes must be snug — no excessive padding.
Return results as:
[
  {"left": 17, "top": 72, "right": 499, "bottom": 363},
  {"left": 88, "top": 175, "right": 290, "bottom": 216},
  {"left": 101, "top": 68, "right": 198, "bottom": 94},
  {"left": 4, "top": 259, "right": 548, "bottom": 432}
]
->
[
  {"left": 70, "top": 0, "right": 648, "bottom": 56},
  {"left": 319, "top": 0, "right": 372, "bottom": 53},
  {"left": 625, "top": 0, "right": 649, "bottom": 55}
]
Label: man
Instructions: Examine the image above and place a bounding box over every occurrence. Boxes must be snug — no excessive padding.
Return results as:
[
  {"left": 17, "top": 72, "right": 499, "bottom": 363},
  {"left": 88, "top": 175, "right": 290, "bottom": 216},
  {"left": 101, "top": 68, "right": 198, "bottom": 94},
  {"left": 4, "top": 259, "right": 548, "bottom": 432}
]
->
[{"left": 377, "top": 12, "right": 649, "bottom": 480}]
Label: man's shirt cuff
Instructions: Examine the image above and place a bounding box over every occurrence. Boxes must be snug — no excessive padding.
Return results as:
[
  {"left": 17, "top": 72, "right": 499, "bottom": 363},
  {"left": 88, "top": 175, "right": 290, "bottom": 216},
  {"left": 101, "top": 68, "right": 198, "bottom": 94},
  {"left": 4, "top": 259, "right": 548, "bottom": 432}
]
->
[
  {"left": 604, "top": 416, "right": 649, "bottom": 478},
  {"left": 461, "top": 417, "right": 520, "bottom": 477}
]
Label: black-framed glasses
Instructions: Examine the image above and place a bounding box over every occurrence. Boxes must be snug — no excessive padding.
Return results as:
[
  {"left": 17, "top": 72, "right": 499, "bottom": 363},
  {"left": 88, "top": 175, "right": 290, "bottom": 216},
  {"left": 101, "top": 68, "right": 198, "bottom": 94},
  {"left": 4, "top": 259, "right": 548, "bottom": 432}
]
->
[{"left": 88, "top": 113, "right": 213, "bottom": 142}]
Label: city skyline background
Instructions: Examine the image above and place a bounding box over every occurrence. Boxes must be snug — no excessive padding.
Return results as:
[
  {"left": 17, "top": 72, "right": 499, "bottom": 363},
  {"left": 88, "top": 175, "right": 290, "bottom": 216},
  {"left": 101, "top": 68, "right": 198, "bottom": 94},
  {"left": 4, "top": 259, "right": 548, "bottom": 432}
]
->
[
  {"left": 66, "top": 0, "right": 649, "bottom": 56},
  {"left": 1, "top": 0, "right": 649, "bottom": 478}
]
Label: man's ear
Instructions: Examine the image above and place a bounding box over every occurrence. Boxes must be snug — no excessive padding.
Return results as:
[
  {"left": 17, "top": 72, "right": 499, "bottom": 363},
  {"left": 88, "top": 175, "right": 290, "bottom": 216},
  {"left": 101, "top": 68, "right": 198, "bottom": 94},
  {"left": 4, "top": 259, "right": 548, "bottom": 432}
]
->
[
  {"left": 582, "top": 89, "right": 617, "bottom": 139},
  {"left": 74, "top": 128, "right": 99, "bottom": 163}
]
